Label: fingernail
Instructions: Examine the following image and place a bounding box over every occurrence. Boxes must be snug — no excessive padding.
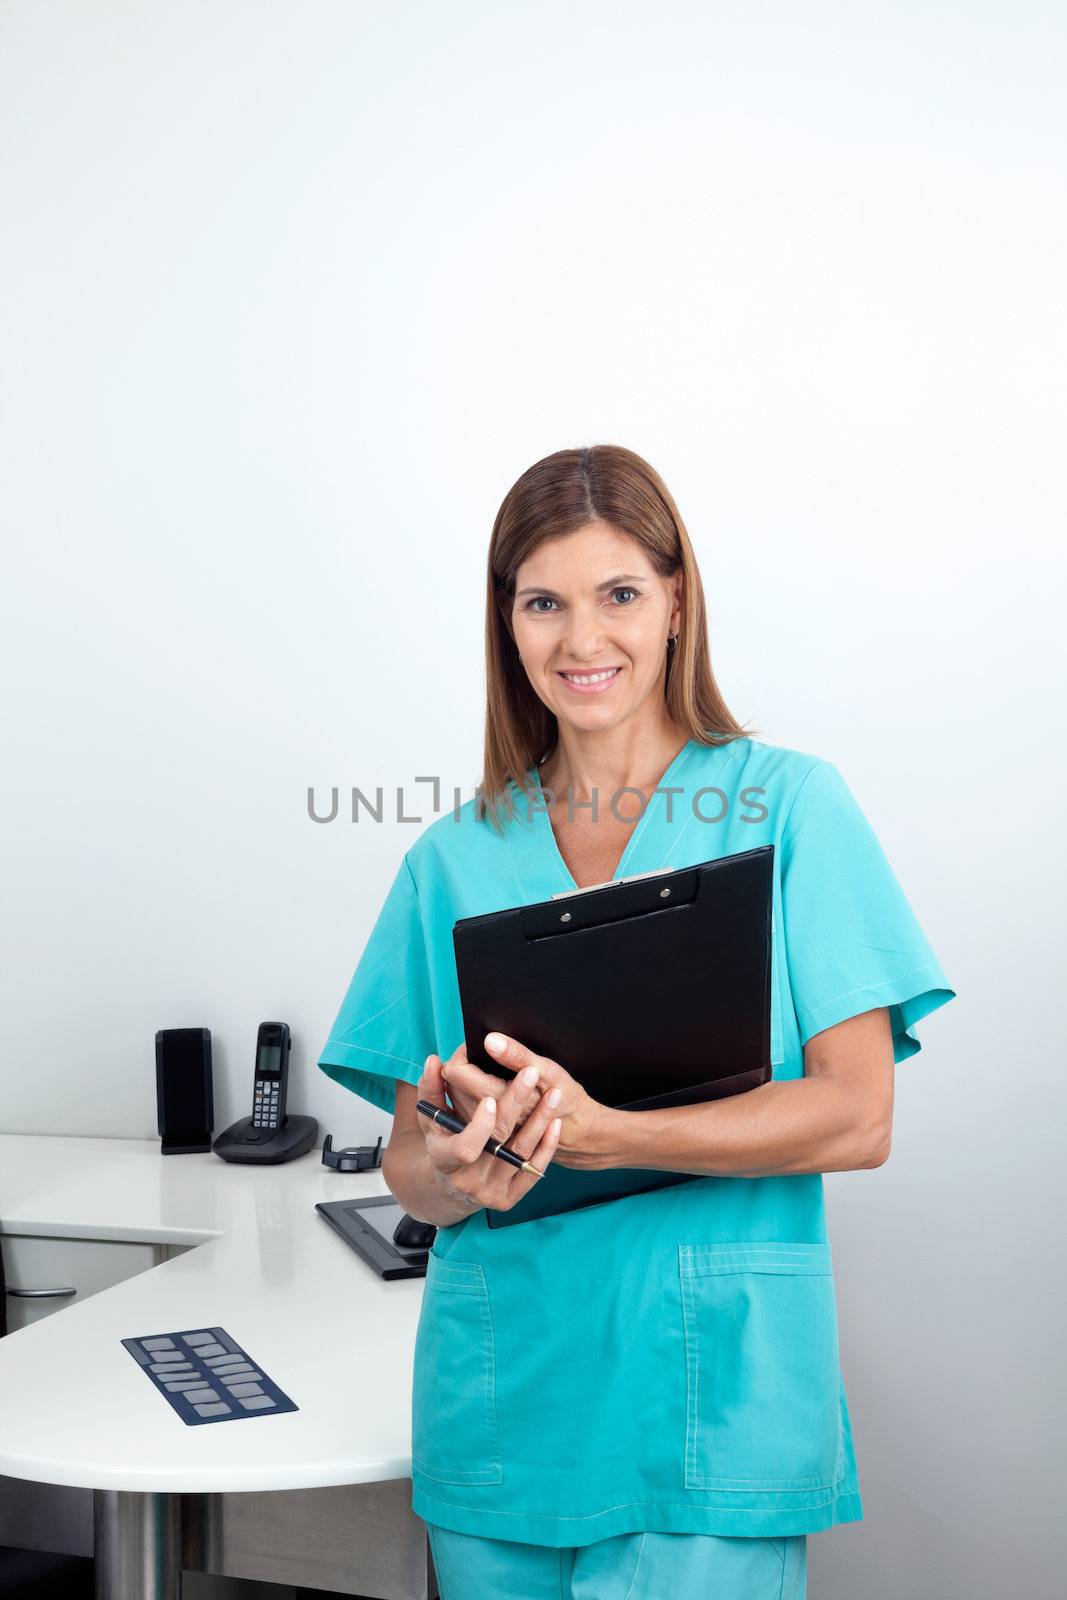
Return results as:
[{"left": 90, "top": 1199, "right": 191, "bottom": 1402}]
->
[
  {"left": 485, "top": 1097, "right": 496, "bottom": 1112},
  {"left": 547, "top": 1087, "right": 561, "bottom": 1108},
  {"left": 485, "top": 1032, "right": 505, "bottom": 1052},
  {"left": 522, "top": 1066, "right": 539, "bottom": 1086}
]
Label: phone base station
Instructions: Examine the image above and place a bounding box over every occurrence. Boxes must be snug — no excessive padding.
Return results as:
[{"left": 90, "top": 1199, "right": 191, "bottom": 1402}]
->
[{"left": 212, "top": 1114, "right": 318, "bottom": 1165}]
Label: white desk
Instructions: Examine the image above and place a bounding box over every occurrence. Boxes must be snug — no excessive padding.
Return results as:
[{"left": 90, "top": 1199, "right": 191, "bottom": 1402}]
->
[{"left": 0, "top": 1134, "right": 432, "bottom": 1599}]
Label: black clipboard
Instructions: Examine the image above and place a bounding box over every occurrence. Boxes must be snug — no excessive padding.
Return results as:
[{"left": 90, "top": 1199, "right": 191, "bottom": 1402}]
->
[{"left": 451, "top": 844, "right": 774, "bottom": 1228}]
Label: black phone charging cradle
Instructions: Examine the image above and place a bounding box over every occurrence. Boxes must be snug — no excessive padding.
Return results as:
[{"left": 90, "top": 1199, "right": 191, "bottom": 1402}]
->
[
  {"left": 320, "top": 1134, "right": 384, "bottom": 1172},
  {"left": 213, "top": 1114, "right": 318, "bottom": 1164}
]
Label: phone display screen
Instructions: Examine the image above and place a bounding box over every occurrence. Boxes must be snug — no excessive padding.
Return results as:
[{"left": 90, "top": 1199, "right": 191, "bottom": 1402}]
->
[{"left": 257, "top": 1043, "right": 282, "bottom": 1074}]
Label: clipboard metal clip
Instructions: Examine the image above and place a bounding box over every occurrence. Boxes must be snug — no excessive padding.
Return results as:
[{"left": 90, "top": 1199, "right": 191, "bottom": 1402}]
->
[
  {"left": 526, "top": 866, "right": 700, "bottom": 940},
  {"left": 549, "top": 866, "right": 674, "bottom": 901}
]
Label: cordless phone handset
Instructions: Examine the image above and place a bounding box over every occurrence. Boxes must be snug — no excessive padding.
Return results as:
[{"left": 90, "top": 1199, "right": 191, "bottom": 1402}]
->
[{"left": 250, "top": 1021, "right": 290, "bottom": 1134}]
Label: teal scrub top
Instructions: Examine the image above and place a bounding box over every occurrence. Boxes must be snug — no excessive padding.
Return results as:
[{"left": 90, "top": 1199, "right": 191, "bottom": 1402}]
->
[{"left": 317, "top": 736, "right": 956, "bottom": 1547}]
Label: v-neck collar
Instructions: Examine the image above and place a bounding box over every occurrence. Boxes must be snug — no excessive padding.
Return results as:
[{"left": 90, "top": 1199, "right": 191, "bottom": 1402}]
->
[{"left": 526, "top": 738, "right": 698, "bottom": 894}]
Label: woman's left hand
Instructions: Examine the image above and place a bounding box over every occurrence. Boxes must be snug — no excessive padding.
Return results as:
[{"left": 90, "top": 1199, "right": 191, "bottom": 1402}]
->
[{"left": 440, "top": 1032, "right": 610, "bottom": 1170}]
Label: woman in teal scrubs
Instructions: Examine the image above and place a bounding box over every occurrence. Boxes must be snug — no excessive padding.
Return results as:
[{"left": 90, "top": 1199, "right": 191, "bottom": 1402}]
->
[{"left": 318, "top": 444, "right": 955, "bottom": 1599}]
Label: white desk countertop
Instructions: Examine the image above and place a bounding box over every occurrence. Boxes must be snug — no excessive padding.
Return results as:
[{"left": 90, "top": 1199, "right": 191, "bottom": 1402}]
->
[{"left": 0, "top": 1134, "right": 423, "bottom": 1494}]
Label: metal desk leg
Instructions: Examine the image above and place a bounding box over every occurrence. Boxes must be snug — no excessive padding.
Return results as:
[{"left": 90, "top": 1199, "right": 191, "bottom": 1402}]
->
[
  {"left": 93, "top": 1488, "right": 182, "bottom": 1600},
  {"left": 181, "top": 1491, "right": 224, "bottom": 1576}
]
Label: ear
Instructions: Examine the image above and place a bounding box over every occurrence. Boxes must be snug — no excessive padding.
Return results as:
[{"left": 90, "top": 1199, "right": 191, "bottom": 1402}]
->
[{"left": 669, "top": 572, "right": 684, "bottom": 635}]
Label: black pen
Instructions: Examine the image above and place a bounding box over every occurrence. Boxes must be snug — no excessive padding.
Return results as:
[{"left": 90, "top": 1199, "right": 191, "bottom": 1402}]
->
[{"left": 416, "top": 1100, "right": 545, "bottom": 1177}]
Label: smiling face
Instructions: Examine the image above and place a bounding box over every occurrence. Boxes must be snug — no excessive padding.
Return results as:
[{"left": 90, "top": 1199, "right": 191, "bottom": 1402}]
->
[{"left": 504, "top": 521, "right": 683, "bottom": 735}]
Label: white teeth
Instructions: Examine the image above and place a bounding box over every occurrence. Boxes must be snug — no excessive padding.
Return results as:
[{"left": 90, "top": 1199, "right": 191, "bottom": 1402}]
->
[{"left": 560, "top": 668, "right": 620, "bottom": 685}]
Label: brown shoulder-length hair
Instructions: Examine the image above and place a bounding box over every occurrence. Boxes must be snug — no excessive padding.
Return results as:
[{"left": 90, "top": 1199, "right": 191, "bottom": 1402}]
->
[{"left": 477, "top": 444, "right": 756, "bottom": 831}]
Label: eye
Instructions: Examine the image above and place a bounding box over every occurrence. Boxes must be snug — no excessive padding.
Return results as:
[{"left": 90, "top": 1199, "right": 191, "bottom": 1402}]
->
[{"left": 521, "top": 587, "right": 641, "bottom": 613}]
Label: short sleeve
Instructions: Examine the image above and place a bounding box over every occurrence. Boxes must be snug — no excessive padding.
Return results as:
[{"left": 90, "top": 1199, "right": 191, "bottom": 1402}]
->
[
  {"left": 780, "top": 760, "right": 956, "bottom": 1063},
  {"left": 316, "top": 852, "right": 437, "bottom": 1115}
]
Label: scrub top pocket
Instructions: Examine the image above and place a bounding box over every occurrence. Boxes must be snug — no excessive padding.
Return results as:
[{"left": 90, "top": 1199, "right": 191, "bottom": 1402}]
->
[
  {"left": 412, "top": 1256, "right": 503, "bottom": 1486},
  {"left": 678, "top": 1241, "right": 843, "bottom": 1493}
]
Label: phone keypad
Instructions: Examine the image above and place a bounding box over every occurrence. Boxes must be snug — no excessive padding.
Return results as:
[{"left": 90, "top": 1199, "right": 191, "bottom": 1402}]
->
[
  {"left": 122, "top": 1326, "right": 298, "bottom": 1425},
  {"left": 253, "top": 1080, "right": 281, "bottom": 1129}
]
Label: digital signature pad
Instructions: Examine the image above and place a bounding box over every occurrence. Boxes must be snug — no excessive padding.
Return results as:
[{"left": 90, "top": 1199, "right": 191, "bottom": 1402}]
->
[{"left": 121, "top": 1327, "right": 298, "bottom": 1425}]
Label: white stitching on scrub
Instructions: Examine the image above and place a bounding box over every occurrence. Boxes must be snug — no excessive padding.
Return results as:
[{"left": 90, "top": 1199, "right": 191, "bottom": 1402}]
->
[{"left": 805, "top": 962, "right": 940, "bottom": 1016}]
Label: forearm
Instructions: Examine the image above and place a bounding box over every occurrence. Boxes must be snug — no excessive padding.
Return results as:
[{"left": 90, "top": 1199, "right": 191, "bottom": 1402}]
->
[
  {"left": 586, "top": 1076, "right": 888, "bottom": 1178},
  {"left": 382, "top": 1130, "right": 483, "bottom": 1227}
]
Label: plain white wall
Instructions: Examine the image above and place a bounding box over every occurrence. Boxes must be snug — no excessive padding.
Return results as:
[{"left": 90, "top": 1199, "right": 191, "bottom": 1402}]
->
[{"left": 2, "top": 3, "right": 1063, "bottom": 1596}]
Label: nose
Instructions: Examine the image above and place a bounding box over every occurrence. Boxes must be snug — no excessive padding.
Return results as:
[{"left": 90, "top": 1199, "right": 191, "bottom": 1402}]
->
[{"left": 559, "top": 605, "right": 612, "bottom": 661}]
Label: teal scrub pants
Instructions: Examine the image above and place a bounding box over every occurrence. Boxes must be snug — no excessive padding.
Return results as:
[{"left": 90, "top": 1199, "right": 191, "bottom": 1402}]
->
[{"left": 427, "top": 1523, "right": 807, "bottom": 1600}]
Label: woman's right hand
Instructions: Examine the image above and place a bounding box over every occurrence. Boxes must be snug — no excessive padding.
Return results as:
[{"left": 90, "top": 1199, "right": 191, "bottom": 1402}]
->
[{"left": 417, "top": 1046, "right": 562, "bottom": 1216}]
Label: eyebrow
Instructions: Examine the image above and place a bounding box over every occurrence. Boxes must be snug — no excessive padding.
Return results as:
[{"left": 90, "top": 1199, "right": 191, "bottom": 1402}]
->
[{"left": 513, "top": 573, "right": 649, "bottom": 600}]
